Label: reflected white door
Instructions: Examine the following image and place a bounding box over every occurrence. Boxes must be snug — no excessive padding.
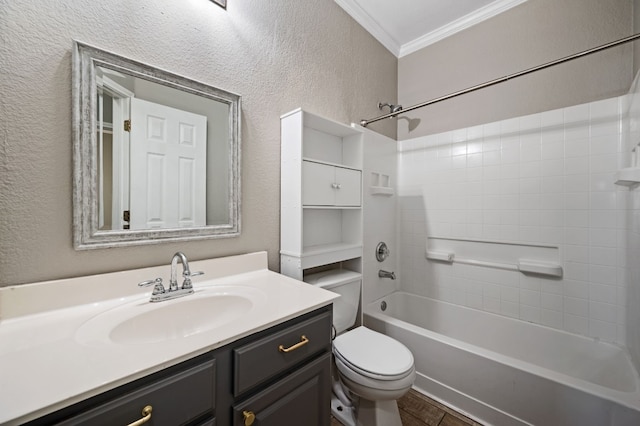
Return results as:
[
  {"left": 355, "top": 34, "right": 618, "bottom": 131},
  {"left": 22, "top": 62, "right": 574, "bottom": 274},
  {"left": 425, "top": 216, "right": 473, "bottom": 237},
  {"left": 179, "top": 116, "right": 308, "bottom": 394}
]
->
[{"left": 129, "top": 98, "right": 207, "bottom": 230}]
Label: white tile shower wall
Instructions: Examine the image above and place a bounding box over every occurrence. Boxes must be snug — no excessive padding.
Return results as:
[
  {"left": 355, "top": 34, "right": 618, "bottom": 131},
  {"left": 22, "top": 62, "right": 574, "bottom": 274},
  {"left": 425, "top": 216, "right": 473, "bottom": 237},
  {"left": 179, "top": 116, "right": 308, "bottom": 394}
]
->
[
  {"left": 625, "top": 70, "right": 640, "bottom": 372},
  {"left": 362, "top": 128, "right": 399, "bottom": 305},
  {"left": 397, "top": 97, "right": 627, "bottom": 345}
]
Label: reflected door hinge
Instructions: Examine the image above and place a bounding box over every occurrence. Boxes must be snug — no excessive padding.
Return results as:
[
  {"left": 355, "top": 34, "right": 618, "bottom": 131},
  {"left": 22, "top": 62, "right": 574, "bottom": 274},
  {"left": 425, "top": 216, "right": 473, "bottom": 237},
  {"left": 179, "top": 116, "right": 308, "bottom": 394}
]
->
[
  {"left": 124, "top": 119, "right": 131, "bottom": 132},
  {"left": 123, "top": 210, "right": 130, "bottom": 230}
]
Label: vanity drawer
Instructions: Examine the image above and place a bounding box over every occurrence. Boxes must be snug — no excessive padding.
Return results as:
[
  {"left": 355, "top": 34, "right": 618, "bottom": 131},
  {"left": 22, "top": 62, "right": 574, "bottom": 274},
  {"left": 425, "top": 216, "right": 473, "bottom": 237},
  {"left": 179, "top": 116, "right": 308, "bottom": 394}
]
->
[
  {"left": 233, "top": 310, "right": 331, "bottom": 396},
  {"left": 232, "top": 353, "right": 331, "bottom": 426},
  {"left": 55, "top": 357, "right": 216, "bottom": 426}
]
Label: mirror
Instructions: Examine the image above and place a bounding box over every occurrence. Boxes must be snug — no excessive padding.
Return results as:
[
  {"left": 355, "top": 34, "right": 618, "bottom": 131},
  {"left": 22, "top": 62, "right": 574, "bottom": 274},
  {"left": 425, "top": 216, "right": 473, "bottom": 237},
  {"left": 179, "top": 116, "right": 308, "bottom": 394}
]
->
[{"left": 72, "top": 41, "right": 241, "bottom": 249}]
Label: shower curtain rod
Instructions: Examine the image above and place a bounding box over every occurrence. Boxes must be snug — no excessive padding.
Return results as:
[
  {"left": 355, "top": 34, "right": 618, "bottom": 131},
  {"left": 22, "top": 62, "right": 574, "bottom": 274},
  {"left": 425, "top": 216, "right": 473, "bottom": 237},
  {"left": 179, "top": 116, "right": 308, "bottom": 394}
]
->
[{"left": 360, "top": 32, "right": 640, "bottom": 127}]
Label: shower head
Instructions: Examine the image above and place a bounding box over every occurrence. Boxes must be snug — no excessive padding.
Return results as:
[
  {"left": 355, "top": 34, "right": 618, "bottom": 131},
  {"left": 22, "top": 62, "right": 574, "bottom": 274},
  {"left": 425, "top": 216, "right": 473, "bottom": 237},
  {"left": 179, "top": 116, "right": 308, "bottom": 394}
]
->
[{"left": 378, "top": 102, "right": 403, "bottom": 114}]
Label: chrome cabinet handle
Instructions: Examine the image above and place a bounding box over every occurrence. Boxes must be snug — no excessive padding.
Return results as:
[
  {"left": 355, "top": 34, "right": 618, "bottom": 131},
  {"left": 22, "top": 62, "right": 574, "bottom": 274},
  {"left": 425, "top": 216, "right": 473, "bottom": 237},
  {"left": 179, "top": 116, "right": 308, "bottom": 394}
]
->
[
  {"left": 278, "top": 335, "right": 309, "bottom": 353},
  {"left": 127, "top": 405, "right": 152, "bottom": 426}
]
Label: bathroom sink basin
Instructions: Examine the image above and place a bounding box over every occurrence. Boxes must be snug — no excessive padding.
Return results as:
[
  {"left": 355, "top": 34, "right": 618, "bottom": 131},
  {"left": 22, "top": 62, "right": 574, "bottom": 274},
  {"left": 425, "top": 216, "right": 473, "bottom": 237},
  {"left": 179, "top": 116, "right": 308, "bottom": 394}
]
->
[{"left": 76, "top": 286, "right": 266, "bottom": 345}]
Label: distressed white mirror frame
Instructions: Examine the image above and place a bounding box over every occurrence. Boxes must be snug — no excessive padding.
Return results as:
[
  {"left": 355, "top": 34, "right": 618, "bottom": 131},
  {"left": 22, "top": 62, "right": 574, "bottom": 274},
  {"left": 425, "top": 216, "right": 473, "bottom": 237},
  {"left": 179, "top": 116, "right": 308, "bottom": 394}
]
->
[{"left": 72, "top": 41, "right": 241, "bottom": 249}]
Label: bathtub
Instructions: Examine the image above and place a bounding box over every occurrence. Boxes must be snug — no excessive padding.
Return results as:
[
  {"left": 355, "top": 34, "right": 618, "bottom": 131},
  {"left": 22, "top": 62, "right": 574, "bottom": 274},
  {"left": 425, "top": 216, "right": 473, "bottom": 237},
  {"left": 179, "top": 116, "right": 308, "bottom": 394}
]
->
[{"left": 364, "top": 291, "right": 640, "bottom": 426}]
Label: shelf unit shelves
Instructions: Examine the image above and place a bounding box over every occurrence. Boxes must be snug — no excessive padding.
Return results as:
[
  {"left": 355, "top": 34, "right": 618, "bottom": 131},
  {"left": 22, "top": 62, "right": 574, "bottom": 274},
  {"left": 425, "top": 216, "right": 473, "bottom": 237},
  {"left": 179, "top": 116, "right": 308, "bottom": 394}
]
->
[{"left": 280, "top": 109, "right": 364, "bottom": 280}]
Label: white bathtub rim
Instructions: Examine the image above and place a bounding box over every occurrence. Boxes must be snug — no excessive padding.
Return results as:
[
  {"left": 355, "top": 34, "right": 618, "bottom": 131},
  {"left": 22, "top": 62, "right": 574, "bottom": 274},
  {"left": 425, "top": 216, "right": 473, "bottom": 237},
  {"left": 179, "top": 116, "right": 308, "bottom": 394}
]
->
[
  {"left": 368, "top": 290, "right": 628, "bottom": 355},
  {"left": 367, "top": 291, "right": 639, "bottom": 392},
  {"left": 411, "top": 374, "right": 532, "bottom": 426},
  {"left": 365, "top": 293, "right": 640, "bottom": 412}
]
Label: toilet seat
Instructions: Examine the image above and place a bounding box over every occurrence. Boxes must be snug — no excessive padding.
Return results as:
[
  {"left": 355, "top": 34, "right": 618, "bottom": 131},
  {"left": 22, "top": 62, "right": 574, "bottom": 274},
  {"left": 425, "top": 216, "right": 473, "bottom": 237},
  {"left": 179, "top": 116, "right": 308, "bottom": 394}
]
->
[
  {"left": 334, "top": 356, "right": 416, "bottom": 394},
  {"left": 333, "top": 326, "right": 414, "bottom": 381}
]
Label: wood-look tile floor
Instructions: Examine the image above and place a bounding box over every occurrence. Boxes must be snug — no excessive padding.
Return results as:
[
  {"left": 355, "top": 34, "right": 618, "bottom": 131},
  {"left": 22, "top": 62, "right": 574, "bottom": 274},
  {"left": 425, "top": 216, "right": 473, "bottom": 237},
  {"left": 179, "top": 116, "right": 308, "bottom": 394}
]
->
[{"left": 331, "top": 389, "right": 483, "bottom": 426}]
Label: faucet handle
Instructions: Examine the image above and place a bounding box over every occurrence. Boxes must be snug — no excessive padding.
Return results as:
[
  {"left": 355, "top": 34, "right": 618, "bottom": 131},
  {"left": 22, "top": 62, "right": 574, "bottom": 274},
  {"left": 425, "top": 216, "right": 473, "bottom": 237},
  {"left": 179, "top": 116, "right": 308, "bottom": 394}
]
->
[
  {"left": 182, "top": 271, "right": 204, "bottom": 290},
  {"left": 138, "top": 277, "right": 166, "bottom": 295}
]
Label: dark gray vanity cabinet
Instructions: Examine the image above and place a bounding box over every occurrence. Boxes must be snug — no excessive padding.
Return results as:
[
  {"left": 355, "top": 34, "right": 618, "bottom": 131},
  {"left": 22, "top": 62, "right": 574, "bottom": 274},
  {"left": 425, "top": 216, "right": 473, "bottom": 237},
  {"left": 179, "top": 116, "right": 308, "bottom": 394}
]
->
[
  {"left": 228, "top": 309, "right": 332, "bottom": 426},
  {"left": 231, "top": 353, "right": 330, "bottom": 426},
  {"left": 25, "top": 306, "right": 332, "bottom": 426},
  {"left": 26, "top": 353, "right": 217, "bottom": 426},
  {"left": 57, "top": 357, "right": 217, "bottom": 426},
  {"left": 233, "top": 311, "right": 332, "bottom": 397}
]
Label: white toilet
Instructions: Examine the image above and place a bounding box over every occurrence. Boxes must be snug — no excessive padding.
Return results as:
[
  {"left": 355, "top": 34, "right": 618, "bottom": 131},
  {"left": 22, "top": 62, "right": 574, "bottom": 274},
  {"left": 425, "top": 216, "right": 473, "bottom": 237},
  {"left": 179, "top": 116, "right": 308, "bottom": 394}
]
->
[{"left": 305, "top": 270, "right": 415, "bottom": 426}]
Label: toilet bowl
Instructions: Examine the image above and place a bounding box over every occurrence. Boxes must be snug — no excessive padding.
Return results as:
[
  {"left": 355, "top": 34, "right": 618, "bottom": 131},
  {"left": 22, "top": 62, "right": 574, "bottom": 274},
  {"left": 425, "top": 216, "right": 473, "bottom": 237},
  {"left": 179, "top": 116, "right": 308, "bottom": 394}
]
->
[
  {"left": 304, "top": 270, "right": 415, "bottom": 426},
  {"left": 331, "top": 326, "right": 415, "bottom": 426}
]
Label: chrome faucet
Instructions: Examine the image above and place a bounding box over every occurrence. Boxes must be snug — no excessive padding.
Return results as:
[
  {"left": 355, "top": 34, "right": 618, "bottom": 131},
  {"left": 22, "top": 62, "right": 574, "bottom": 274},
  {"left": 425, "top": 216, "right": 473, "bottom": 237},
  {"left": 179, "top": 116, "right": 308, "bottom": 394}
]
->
[
  {"left": 138, "top": 252, "right": 204, "bottom": 302},
  {"left": 378, "top": 270, "right": 396, "bottom": 280},
  {"left": 170, "top": 251, "right": 191, "bottom": 291}
]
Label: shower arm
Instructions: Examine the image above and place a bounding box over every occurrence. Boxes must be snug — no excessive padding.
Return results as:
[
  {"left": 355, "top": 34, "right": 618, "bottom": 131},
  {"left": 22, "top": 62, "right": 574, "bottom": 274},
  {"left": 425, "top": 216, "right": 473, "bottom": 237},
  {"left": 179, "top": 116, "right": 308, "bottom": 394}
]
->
[{"left": 360, "top": 32, "right": 640, "bottom": 127}]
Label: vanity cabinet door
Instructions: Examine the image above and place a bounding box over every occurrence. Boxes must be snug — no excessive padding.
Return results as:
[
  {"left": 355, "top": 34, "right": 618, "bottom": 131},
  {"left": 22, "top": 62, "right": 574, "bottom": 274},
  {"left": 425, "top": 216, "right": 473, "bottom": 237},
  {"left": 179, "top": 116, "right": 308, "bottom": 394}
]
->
[
  {"left": 232, "top": 353, "right": 331, "bottom": 426},
  {"left": 54, "top": 358, "right": 216, "bottom": 426}
]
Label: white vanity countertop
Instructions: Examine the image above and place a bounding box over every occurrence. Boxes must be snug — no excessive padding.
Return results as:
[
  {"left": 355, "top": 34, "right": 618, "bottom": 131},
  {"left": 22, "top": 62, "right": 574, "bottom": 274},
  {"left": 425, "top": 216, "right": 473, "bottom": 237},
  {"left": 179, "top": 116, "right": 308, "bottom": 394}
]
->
[{"left": 0, "top": 251, "right": 338, "bottom": 425}]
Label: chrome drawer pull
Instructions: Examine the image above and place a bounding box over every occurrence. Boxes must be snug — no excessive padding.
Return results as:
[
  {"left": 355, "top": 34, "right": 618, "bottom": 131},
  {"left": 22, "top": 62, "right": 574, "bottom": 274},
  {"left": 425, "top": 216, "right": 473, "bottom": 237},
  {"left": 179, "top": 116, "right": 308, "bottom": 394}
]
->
[
  {"left": 278, "top": 335, "right": 309, "bottom": 353},
  {"left": 127, "top": 405, "right": 152, "bottom": 426}
]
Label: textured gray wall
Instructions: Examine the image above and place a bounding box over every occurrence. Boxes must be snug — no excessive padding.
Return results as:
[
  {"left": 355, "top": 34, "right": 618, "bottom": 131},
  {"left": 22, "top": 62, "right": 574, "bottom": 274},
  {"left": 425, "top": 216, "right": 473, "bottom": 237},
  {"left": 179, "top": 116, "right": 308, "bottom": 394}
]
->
[
  {"left": 635, "top": 0, "right": 640, "bottom": 74},
  {"left": 0, "top": 0, "right": 397, "bottom": 285},
  {"left": 397, "top": 0, "right": 634, "bottom": 139}
]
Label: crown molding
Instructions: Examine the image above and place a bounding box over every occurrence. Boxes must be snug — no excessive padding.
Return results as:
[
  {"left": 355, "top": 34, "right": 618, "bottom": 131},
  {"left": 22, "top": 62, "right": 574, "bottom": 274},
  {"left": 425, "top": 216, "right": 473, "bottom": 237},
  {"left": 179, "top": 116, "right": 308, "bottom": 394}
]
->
[
  {"left": 399, "top": 0, "right": 527, "bottom": 57},
  {"left": 335, "top": 0, "right": 527, "bottom": 58},
  {"left": 335, "top": 0, "right": 401, "bottom": 56}
]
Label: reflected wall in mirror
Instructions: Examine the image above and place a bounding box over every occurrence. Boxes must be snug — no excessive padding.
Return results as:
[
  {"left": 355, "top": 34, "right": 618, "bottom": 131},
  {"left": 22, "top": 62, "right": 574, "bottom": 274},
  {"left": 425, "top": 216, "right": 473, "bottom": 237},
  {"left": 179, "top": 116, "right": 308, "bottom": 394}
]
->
[{"left": 72, "top": 41, "right": 241, "bottom": 249}]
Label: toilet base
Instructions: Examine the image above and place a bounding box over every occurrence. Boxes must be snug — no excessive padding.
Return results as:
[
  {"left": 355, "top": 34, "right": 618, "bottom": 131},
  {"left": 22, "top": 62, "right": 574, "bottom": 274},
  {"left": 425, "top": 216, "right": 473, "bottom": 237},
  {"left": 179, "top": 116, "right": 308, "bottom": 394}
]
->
[
  {"left": 331, "top": 394, "right": 356, "bottom": 426},
  {"left": 330, "top": 393, "right": 403, "bottom": 426},
  {"left": 356, "top": 398, "right": 402, "bottom": 426}
]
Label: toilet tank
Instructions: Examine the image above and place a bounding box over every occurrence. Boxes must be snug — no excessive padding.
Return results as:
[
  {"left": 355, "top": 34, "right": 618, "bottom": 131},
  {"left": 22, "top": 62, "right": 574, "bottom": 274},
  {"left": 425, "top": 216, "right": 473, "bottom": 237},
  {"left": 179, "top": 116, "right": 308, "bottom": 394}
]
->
[{"left": 304, "top": 269, "right": 361, "bottom": 334}]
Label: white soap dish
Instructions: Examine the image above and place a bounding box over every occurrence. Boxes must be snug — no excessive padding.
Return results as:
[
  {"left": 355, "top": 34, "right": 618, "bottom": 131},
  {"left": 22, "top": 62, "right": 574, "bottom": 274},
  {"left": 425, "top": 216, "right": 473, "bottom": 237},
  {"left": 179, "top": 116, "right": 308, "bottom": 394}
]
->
[{"left": 614, "top": 167, "right": 640, "bottom": 187}]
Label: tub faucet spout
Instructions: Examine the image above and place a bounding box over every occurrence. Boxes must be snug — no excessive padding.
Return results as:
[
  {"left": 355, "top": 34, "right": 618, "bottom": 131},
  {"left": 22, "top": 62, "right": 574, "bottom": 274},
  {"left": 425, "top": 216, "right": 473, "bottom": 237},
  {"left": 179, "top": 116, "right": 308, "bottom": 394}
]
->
[{"left": 378, "top": 270, "right": 396, "bottom": 280}]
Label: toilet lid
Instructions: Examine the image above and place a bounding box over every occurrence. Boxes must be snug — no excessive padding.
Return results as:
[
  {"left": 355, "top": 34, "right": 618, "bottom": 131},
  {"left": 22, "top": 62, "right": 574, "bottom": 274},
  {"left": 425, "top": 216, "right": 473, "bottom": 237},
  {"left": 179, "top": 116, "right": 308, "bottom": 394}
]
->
[{"left": 333, "top": 327, "right": 414, "bottom": 378}]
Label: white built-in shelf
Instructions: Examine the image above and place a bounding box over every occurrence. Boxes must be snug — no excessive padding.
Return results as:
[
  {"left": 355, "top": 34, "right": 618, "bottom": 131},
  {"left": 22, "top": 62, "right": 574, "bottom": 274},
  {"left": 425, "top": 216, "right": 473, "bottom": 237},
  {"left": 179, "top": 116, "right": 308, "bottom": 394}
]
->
[
  {"left": 304, "top": 269, "right": 363, "bottom": 287},
  {"left": 369, "top": 186, "right": 394, "bottom": 196},
  {"left": 302, "top": 157, "right": 361, "bottom": 171},
  {"left": 299, "top": 243, "right": 362, "bottom": 269},
  {"left": 280, "top": 243, "right": 362, "bottom": 270},
  {"left": 302, "top": 242, "right": 362, "bottom": 256},
  {"left": 280, "top": 108, "right": 363, "bottom": 280},
  {"left": 369, "top": 171, "right": 393, "bottom": 196},
  {"left": 303, "top": 206, "right": 361, "bottom": 210}
]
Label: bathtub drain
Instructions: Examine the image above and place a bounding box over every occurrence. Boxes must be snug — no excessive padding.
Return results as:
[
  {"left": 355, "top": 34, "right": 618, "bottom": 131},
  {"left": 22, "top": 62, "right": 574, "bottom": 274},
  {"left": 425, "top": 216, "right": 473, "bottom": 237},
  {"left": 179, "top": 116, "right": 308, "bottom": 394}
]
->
[{"left": 380, "top": 301, "right": 387, "bottom": 311}]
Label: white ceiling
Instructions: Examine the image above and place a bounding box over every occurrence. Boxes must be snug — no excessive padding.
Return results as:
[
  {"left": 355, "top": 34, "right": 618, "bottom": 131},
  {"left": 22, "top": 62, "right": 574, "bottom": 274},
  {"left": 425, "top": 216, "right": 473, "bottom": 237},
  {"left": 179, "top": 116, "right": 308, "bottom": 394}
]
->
[{"left": 335, "top": 0, "right": 527, "bottom": 58}]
